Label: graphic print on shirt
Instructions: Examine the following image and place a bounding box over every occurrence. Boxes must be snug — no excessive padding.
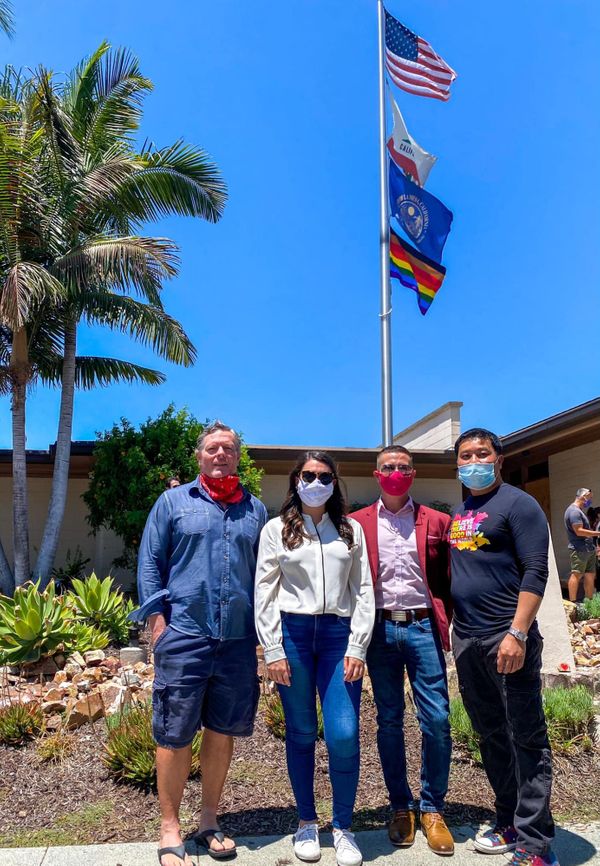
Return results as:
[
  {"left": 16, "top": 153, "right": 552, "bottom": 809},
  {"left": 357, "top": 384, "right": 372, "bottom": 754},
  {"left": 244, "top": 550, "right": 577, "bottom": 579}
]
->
[{"left": 448, "top": 511, "right": 490, "bottom": 552}]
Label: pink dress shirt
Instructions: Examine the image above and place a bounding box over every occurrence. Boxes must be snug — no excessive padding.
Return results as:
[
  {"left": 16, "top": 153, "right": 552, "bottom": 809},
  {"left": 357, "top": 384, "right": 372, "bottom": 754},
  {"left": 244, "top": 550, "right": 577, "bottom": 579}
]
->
[{"left": 376, "top": 497, "right": 431, "bottom": 610}]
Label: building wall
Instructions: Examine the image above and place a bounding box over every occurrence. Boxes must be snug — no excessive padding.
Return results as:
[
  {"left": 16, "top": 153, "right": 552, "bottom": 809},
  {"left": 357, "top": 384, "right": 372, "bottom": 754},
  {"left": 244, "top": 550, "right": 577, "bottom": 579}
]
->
[
  {"left": 393, "top": 402, "right": 462, "bottom": 452},
  {"left": 0, "top": 477, "right": 132, "bottom": 589},
  {"left": 548, "top": 439, "right": 600, "bottom": 579}
]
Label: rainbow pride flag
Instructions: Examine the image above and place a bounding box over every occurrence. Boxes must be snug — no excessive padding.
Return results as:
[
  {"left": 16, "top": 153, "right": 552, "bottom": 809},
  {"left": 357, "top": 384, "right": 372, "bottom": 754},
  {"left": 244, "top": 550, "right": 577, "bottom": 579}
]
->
[{"left": 390, "top": 226, "right": 447, "bottom": 315}]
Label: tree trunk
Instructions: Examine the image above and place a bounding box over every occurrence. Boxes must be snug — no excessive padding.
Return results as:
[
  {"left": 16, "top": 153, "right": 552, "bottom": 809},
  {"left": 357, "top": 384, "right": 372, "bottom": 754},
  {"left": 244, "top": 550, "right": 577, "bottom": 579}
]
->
[
  {"left": 0, "top": 537, "right": 14, "bottom": 596},
  {"left": 10, "top": 327, "right": 30, "bottom": 585},
  {"left": 36, "top": 320, "right": 77, "bottom": 588}
]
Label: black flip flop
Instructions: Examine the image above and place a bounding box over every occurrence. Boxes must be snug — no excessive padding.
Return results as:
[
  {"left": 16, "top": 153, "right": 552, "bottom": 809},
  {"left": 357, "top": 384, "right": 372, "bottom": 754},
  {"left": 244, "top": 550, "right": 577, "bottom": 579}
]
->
[
  {"left": 158, "top": 844, "right": 189, "bottom": 865},
  {"left": 195, "top": 829, "right": 237, "bottom": 860}
]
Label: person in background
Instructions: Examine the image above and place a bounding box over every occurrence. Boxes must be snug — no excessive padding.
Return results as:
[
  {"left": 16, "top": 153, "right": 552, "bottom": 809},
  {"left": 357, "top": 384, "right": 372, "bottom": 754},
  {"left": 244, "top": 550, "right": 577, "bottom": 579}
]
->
[
  {"left": 449, "top": 428, "right": 558, "bottom": 866},
  {"left": 564, "top": 489, "right": 600, "bottom": 601},
  {"left": 255, "top": 451, "right": 375, "bottom": 866},
  {"left": 351, "top": 445, "right": 454, "bottom": 856},
  {"left": 165, "top": 475, "right": 181, "bottom": 489},
  {"left": 134, "top": 422, "right": 268, "bottom": 866}
]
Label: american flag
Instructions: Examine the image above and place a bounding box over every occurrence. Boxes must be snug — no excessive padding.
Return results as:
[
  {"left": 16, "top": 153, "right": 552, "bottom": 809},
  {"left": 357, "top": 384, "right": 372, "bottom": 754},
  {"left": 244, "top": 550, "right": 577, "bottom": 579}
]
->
[{"left": 384, "top": 10, "right": 456, "bottom": 102}]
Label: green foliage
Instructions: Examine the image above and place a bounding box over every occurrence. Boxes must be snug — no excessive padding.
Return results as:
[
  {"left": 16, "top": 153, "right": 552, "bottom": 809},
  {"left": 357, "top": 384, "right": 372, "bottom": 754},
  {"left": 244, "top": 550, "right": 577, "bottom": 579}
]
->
[
  {"left": 0, "top": 582, "right": 75, "bottom": 665},
  {"left": 429, "top": 500, "right": 453, "bottom": 516},
  {"left": 64, "top": 621, "right": 110, "bottom": 654},
  {"left": 51, "top": 548, "right": 91, "bottom": 594},
  {"left": 543, "top": 685, "right": 595, "bottom": 753},
  {"left": 449, "top": 697, "right": 482, "bottom": 763},
  {"left": 262, "top": 693, "right": 324, "bottom": 741},
  {"left": 0, "top": 701, "right": 44, "bottom": 745},
  {"left": 104, "top": 701, "right": 202, "bottom": 786},
  {"left": 67, "top": 573, "right": 133, "bottom": 645},
  {"left": 83, "top": 405, "right": 263, "bottom": 566},
  {"left": 576, "top": 594, "right": 600, "bottom": 622},
  {"left": 36, "top": 728, "right": 73, "bottom": 763}
]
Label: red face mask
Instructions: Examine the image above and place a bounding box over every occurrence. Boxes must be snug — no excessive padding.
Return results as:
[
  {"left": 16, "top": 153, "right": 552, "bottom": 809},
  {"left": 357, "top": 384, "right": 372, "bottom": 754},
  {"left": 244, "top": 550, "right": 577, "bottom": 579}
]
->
[
  {"left": 375, "top": 470, "right": 414, "bottom": 497},
  {"left": 200, "top": 473, "right": 244, "bottom": 504}
]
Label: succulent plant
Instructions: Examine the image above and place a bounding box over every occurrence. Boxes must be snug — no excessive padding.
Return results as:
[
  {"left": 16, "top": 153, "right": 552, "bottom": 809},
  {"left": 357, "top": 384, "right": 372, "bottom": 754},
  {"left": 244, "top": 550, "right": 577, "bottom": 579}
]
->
[{"left": 0, "top": 581, "right": 75, "bottom": 665}]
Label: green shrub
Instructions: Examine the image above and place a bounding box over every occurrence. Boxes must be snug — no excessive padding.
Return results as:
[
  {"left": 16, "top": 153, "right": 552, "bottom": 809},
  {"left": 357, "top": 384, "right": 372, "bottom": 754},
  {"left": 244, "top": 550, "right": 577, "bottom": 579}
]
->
[
  {"left": 51, "top": 547, "right": 91, "bottom": 595},
  {"left": 449, "top": 697, "right": 481, "bottom": 763},
  {"left": 64, "top": 621, "right": 110, "bottom": 654},
  {"left": 543, "top": 685, "right": 595, "bottom": 752},
  {"left": 0, "top": 701, "right": 44, "bottom": 745},
  {"left": 0, "top": 581, "right": 75, "bottom": 665},
  {"left": 576, "top": 594, "right": 600, "bottom": 622},
  {"left": 262, "top": 693, "right": 324, "bottom": 741},
  {"left": 103, "top": 701, "right": 202, "bottom": 786},
  {"left": 67, "top": 573, "right": 133, "bottom": 645}
]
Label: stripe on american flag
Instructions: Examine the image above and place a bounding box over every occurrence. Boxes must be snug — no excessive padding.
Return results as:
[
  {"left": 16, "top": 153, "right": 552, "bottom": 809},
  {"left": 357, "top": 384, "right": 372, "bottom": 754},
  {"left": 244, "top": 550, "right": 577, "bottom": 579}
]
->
[{"left": 384, "top": 9, "right": 457, "bottom": 101}]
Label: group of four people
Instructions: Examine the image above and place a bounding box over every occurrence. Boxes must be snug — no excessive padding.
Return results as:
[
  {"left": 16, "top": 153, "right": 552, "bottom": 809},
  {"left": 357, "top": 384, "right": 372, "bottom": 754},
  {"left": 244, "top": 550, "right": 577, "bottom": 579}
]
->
[{"left": 134, "top": 421, "right": 557, "bottom": 866}]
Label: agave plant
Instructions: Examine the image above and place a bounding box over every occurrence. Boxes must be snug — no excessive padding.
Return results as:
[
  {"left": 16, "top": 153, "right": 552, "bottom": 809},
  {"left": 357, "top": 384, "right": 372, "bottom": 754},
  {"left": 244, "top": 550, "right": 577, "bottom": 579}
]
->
[
  {"left": 67, "top": 573, "right": 133, "bottom": 644},
  {"left": 0, "top": 581, "right": 74, "bottom": 665},
  {"left": 64, "top": 620, "right": 110, "bottom": 654}
]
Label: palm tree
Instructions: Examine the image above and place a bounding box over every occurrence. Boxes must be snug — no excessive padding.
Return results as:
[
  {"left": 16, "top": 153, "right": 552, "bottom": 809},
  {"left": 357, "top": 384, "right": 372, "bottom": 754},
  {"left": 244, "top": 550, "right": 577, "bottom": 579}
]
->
[{"left": 0, "top": 47, "right": 227, "bottom": 589}]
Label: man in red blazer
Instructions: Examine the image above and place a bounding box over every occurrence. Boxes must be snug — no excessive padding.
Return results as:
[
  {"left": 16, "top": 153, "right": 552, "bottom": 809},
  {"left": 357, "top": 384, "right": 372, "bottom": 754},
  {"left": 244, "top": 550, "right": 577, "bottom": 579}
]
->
[{"left": 352, "top": 445, "right": 453, "bottom": 857}]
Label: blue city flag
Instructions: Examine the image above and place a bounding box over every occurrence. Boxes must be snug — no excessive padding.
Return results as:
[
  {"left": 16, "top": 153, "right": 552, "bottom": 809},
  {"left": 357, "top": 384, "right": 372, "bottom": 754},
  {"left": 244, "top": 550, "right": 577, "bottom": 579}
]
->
[{"left": 388, "top": 158, "right": 453, "bottom": 263}]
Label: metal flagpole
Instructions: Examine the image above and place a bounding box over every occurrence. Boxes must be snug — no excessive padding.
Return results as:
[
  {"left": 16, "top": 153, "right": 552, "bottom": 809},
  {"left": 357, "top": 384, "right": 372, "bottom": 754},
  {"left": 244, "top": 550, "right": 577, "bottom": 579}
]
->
[{"left": 377, "top": 0, "right": 393, "bottom": 445}]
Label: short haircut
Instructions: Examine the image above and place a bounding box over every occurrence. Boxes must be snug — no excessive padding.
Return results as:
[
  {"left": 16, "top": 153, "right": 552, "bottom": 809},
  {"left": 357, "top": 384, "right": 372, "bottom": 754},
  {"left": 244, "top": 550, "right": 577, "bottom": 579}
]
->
[
  {"left": 195, "top": 421, "right": 242, "bottom": 454},
  {"left": 454, "top": 427, "right": 503, "bottom": 456},
  {"left": 377, "top": 444, "right": 413, "bottom": 466},
  {"left": 576, "top": 487, "right": 592, "bottom": 499}
]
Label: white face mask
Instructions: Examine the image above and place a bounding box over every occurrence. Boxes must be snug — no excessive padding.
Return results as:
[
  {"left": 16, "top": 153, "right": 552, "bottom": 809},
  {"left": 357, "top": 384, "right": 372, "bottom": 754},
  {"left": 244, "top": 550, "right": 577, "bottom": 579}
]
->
[{"left": 297, "top": 477, "right": 334, "bottom": 507}]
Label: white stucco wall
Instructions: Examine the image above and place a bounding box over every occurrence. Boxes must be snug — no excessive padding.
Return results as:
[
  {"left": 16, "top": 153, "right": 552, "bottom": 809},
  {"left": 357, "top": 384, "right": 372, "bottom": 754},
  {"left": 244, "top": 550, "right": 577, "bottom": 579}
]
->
[
  {"left": 548, "top": 440, "right": 600, "bottom": 579},
  {"left": 0, "top": 477, "right": 131, "bottom": 589},
  {"left": 393, "top": 402, "right": 462, "bottom": 452}
]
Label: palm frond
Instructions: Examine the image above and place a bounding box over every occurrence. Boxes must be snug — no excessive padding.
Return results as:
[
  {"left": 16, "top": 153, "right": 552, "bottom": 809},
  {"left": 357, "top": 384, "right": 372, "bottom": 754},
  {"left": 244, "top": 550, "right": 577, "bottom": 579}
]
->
[
  {"left": 0, "top": 263, "right": 66, "bottom": 329},
  {"left": 40, "top": 355, "right": 165, "bottom": 389},
  {"left": 78, "top": 288, "right": 196, "bottom": 366},
  {"left": 0, "top": 0, "right": 14, "bottom": 38},
  {"left": 52, "top": 236, "right": 179, "bottom": 305},
  {"left": 120, "top": 140, "right": 227, "bottom": 224}
]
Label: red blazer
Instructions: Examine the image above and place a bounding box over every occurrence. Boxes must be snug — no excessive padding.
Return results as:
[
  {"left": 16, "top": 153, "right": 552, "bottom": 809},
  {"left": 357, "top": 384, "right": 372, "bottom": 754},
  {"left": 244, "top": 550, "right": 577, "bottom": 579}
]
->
[{"left": 351, "top": 501, "right": 453, "bottom": 651}]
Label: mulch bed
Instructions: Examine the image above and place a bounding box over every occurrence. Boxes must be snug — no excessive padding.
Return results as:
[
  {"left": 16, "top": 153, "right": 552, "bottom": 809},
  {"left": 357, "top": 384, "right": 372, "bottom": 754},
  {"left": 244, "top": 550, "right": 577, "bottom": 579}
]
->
[{"left": 1, "top": 687, "right": 599, "bottom": 846}]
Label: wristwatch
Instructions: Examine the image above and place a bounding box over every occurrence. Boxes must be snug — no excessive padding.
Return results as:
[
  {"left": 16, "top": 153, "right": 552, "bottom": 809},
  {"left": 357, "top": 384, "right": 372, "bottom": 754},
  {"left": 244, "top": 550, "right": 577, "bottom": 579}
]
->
[{"left": 508, "top": 626, "right": 528, "bottom": 643}]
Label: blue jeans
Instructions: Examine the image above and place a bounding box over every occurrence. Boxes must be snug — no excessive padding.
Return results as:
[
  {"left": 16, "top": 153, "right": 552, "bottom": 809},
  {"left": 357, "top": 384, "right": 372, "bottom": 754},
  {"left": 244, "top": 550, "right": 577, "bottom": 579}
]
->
[
  {"left": 278, "top": 613, "right": 363, "bottom": 830},
  {"left": 366, "top": 616, "right": 451, "bottom": 813}
]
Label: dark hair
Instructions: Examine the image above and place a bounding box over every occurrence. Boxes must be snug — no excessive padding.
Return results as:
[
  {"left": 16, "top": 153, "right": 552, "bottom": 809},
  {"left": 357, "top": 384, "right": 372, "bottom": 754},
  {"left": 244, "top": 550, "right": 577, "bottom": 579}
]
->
[
  {"left": 165, "top": 475, "right": 181, "bottom": 489},
  {"left": 454, "top": 428, "right": 503, "bottom": 456},
  {"left": 377, "top": 444, "right": 413, "bottom": 466},
  {"left": 280, "top": 451, "right": 354, "bottom": 550}
]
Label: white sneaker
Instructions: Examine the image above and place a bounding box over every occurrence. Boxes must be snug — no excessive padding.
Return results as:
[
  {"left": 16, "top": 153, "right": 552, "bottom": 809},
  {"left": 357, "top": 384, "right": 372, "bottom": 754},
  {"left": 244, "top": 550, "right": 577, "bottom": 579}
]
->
[
  {"left": 333, "top": 829, "right": 362, "bottom": 866},
  {"left": 293, "top": 823, "right": 321, "bottom": 862}
]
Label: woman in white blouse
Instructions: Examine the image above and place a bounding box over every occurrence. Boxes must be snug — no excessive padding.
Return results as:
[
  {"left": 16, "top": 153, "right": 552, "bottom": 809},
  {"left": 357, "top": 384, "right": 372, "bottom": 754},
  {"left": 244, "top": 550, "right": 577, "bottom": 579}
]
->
[{"left": 255, "top": 452, "right": 375, "bottom": 866}]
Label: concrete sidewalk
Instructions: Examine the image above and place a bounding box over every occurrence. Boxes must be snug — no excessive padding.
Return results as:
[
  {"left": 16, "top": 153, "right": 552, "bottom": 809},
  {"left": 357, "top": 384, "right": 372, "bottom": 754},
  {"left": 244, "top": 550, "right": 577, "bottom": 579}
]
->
[{"left": 2, "top": 825, "right": 599, "bottom": 866}]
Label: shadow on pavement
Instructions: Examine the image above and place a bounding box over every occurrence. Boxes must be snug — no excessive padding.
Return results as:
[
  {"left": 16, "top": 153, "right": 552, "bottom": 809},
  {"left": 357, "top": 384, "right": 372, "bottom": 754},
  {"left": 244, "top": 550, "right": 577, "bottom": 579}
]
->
[{"left": 554, "top": 826, "right": 598, "bottom": 866}]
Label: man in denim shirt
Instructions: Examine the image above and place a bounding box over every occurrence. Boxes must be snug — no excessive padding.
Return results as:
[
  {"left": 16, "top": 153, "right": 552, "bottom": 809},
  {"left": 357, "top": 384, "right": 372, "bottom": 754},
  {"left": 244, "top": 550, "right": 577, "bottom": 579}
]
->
[{"left": 135, "top": 422, "right": 268, "bottom": 866}]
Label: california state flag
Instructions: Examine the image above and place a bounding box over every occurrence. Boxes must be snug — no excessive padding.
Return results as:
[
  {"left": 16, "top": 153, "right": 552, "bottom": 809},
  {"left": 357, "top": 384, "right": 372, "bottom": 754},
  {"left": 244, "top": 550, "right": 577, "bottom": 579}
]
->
[{"left": 387, "top": 97, "right": 437, "bottom": 188}]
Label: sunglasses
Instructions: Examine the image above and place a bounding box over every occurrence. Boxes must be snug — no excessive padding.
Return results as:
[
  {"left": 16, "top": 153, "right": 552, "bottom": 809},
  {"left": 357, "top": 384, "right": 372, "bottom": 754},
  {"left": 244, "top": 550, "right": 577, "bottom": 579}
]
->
[
  {"left": 300, "top": 470, "right": 335, "bottom": 485},
  {"left": 379, "top": 463, "right": 413, "bottom": 476}
]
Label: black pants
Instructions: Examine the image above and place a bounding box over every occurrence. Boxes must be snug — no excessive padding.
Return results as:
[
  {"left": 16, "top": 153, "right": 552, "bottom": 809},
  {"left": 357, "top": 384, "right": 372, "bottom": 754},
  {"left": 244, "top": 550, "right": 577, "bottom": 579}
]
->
[{"left": 452, "top": 628, "right": 554, "bottom": 855}]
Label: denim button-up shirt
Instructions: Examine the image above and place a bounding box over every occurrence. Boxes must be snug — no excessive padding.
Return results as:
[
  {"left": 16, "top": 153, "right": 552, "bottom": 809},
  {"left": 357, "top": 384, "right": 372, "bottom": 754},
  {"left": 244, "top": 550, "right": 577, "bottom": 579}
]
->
[{"left": 132, "top": 479, "right": 268, "bottom": 641}]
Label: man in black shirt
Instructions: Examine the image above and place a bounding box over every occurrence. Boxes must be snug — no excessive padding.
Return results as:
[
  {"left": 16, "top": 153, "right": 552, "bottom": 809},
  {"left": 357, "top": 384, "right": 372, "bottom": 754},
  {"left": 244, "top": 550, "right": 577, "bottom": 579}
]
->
[{"left": 449, "top": 428, "right": 558, "bottom": 866}]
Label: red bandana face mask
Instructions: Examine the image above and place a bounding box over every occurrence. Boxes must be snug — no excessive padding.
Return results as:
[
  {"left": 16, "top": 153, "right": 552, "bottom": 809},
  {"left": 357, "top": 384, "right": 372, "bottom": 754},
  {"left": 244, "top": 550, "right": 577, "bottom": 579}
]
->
[{"left": 200, "top": 473, "right": 244, "bottom": 504}]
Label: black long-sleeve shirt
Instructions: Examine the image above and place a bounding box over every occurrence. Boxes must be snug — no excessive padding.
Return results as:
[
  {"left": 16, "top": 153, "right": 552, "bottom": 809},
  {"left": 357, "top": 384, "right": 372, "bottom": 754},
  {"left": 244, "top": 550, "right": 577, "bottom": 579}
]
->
[{"left": 449, "top": 483, "right": 549, "bottom": 638}]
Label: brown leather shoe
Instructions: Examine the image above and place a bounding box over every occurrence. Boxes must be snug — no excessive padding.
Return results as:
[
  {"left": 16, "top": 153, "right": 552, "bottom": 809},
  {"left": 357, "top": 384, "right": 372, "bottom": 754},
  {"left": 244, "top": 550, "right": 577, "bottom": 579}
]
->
[
  {"left": 420, "top": 812, "right": 454, "bottom": 856},
  {"left": 388, "top": 809, "right": 416, "bottom": 847}
]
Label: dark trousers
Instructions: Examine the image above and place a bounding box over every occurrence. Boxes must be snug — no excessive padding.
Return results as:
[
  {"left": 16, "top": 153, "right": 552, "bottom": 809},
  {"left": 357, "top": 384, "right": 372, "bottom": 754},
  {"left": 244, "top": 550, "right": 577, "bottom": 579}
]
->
[{"left": 452, "top": 629, "right": 554, "bottom": 855}]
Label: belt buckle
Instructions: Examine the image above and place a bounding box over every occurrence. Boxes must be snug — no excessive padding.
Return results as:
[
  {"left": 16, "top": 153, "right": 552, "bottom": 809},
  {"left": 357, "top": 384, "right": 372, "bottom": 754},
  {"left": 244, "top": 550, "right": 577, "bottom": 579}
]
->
[{"left": 391, "top": 610, "right": 408, "bottom": 622}]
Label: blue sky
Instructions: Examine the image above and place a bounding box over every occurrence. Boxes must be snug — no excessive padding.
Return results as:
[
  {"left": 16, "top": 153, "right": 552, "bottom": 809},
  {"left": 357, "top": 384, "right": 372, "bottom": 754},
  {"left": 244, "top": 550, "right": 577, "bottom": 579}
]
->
[{"left": 1, "top": 0, "right": 599, "bottom": 450}]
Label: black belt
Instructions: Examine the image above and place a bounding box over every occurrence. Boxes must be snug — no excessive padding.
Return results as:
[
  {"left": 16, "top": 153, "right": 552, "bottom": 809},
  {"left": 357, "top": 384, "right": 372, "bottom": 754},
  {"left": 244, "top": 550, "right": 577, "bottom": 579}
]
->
[{"left": 377, "top": 608, "right": 431, "bottom": 623}]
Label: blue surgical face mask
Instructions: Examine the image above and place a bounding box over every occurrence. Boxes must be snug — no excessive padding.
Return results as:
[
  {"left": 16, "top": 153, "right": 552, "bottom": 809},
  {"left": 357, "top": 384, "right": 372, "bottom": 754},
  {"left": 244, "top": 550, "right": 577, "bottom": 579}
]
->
[
  {"left": 457, "top": 461, "right": 497, "bottom": 491},
  {"left": 583, "top": 498, "right": 592, "bottom": 509}
]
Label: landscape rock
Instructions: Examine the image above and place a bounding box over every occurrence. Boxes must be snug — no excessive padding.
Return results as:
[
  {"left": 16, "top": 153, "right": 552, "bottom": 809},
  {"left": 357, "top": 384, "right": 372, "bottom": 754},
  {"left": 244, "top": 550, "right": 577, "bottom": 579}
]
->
[
  {"left": 66, "top": 652, "right": 86, "bottom": 668},
  {"left": 120, "top": 670, "right": 141, "bottom": 688},
  {"left": 23, "top": 657, "right": 59, "bottom": 677},
  {"left": 42, "top": 700, "right": 66, "bottom": 714},
  {"left": 53, "top": 670, "right": 69, "bottom": 684},
  {"left": 66, "top": 692, "right": 104, "bottom": 729},
  {"left": 83, "top": 650, "right": 106, "bottom": 666},
  {"left": 64, "top": 662, "right": 82, "bottom": 678},
  {"left": 120, "top": 646, "right": 146, "bottom": 665},
  {"left": 102, "top": 656, "right": 122, "bottom": 675},
  {"left": 43, "top": 687, "right": 64, "bottom": 703},
  {"left": 45, "top": 713, "right": 63, "bottom": 731}
]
